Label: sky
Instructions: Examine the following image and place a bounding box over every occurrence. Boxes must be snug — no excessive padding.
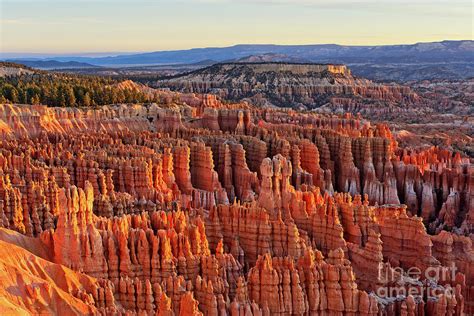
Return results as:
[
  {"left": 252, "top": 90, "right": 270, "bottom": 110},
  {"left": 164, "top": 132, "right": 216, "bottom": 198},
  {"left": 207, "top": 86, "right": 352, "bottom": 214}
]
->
[{"left": 0, "top": 0, "right": 472, "bottom": 54}]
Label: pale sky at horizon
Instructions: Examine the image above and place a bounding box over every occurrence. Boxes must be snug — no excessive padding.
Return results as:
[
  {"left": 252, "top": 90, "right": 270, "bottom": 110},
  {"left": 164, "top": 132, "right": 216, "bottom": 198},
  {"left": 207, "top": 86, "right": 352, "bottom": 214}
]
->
[{"left": 0, "top": 0, "right": 472, "bottom": 54}]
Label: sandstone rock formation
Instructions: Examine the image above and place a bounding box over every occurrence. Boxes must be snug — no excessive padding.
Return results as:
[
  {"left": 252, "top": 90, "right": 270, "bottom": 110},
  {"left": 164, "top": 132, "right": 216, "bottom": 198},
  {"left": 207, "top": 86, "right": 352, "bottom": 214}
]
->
[
  {"left": 156, "top": 62, "right": 419, "bottom": 110},
  {"left": 0, "top": 94, "right": 472, "bottom": 315}
]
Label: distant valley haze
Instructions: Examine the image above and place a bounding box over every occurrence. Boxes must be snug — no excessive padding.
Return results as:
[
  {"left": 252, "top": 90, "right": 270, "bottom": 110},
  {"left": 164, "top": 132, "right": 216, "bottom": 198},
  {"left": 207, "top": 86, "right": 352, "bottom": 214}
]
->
[
  {"left": 3, "top": 41, "right": 473, "bottom": 64},
  {"left": 3, "top": 40, "right": 473, "bottom": 81},
  {"left": 1, "top": 1, "right": 473, "bottom": 81}
]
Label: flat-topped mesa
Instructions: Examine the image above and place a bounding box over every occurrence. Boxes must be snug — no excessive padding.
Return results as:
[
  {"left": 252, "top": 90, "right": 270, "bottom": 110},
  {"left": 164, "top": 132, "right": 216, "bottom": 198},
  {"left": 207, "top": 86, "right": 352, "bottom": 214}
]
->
[
  {"left": 218, "top": 62, "right": 351, "bottom": 76},
  {"left": 156, "top": 62, "right": 418, "bottom": 110}
]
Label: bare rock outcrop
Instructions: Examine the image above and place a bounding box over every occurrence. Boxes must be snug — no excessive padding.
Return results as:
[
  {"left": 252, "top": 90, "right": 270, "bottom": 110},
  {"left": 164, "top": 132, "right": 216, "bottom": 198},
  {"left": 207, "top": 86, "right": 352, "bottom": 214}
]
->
[{"left": 0, "top": 98, "right": 471, "bottom": 315}]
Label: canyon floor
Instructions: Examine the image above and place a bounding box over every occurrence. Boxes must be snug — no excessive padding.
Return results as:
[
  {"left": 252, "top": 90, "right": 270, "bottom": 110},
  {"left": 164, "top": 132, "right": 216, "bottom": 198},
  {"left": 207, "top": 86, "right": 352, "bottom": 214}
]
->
[{"left": 0, "top": 84, "right": 473, "bottom": 315}]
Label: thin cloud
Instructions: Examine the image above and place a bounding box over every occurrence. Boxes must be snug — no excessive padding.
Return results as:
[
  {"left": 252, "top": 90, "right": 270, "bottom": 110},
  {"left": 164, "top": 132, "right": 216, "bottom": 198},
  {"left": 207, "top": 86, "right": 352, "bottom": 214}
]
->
[
  {"left": 1, "top": 19, "right": 29, "bottom": 25},
  {"left": 1, "top": 17, "right": 104, "bottom": 26}
]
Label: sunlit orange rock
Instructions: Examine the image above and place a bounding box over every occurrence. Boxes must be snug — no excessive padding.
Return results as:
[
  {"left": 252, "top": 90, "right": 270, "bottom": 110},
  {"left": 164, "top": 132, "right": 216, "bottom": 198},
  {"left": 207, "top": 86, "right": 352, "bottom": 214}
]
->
[{"left": 0, "top": 98, "right": 472, "bottom": 315}]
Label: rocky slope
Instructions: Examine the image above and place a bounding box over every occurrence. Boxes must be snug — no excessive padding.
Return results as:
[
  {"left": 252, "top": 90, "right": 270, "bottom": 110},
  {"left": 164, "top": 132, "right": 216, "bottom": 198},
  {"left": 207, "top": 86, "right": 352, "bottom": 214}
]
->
[
  {"left": 0, "top": 62, "right": 35, "bottom": 77},
  {"left": 155, "top": 62, "right": 419, "bottom": 110},
  {"left": 377, "top": 79, "right": 473, "bottom": 158},
  {"left": 155, "top": 64, "right": 472, "bottom": 158},
  {"left": 0, "top": 92, "right": 472, "bottom": 315},
  {"left": 0, "top": 229, "right": 110, "bottom": 315}
]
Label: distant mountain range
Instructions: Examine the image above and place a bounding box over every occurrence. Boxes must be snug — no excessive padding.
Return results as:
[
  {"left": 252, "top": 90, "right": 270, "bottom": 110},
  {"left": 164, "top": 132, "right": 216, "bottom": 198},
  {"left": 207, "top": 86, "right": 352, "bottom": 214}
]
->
[
  {"left": 3, "top": 40, "right": 473, "bottom": 81},
  {"left": 4, "top": 40, "right": 472, "bottom": 66},
  {"left": 5, "top": 60, "right": 101, "bottom": 70}
]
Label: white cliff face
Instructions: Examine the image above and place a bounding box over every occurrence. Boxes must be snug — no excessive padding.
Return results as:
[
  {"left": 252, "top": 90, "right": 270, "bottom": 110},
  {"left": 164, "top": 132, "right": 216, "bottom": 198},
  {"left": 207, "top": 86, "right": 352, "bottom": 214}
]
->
[
  {"left": 157, "top": 62, "right": 418, "bottom": 109},
  {"left": 0, "top": 66, "right": 35, "bottom": 77}
]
